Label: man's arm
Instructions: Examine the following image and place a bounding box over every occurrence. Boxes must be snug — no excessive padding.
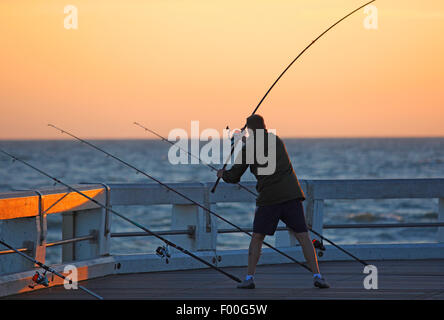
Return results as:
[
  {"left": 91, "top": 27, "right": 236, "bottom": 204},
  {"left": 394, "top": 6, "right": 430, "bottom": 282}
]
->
[
  {"left": 217, "top": 146, "right": 249, "bottom": 184},
  {"left": 219, "top": 163, "right": 249, "bottom": 184}
]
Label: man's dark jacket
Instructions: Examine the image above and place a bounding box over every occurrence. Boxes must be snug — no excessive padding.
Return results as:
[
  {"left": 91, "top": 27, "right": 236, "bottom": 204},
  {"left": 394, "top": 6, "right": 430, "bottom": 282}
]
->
[{"left": 222, "top": 131, "right": 305, "bottom": 206}]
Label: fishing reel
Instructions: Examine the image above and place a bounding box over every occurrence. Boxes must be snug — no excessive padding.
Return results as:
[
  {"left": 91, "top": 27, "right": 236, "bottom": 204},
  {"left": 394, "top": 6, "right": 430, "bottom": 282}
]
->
[
  {"left": 156, "top": 245, "right": 171, "bottom": 264},
  {"left": 28, "top": 270, "right": 49, "bottom": 289},
  {"left": 312, "top": 239, "right": 326, "bottom": 257}
]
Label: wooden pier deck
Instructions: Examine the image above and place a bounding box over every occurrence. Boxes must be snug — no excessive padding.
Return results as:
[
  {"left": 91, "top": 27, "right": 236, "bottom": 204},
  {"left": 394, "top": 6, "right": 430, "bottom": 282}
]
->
[{"left": 4, "top": 259, "right": 444, "bottom": 300}]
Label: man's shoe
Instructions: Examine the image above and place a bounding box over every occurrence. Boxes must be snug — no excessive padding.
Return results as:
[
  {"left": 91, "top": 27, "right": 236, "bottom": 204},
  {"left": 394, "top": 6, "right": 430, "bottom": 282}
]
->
[
  {"left": 237, "top": 278, "right": 255, "bottom": 289},
  {"left": 313, "top": 276, "right": 330, "bottom": 289}
]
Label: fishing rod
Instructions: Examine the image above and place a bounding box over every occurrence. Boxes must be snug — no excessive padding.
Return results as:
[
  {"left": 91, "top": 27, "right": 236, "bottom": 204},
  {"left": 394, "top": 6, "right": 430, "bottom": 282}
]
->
[
  {"left": 0, "top": 149, "right": 242, "bottom": 283},
  {"left": 0, "top": 239, "right": 103, "bottom": 299},
  {"left": 134, "top": 123, "right": 368, "bottom": 266},
  {"left": 47, "top": 124, "right": 312, "bottom": 272},
  {"left": 134, "top": 121, "right": 257, "bottom": 197},
  {"left": 211, "top": 0, "right": 377, "bottom": 194}
]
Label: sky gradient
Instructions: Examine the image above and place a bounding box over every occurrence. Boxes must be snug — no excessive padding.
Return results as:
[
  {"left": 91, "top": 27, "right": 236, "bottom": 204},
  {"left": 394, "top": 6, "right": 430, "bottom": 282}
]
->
[{"left": 1, "top": 0, "right": 443, "bottom": 139}]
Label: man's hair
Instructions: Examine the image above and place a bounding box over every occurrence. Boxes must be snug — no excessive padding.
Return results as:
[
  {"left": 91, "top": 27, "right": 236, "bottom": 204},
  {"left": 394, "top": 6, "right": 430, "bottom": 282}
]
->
[{"left": 246, "top": 114, "right": 266, "bottom": 131}]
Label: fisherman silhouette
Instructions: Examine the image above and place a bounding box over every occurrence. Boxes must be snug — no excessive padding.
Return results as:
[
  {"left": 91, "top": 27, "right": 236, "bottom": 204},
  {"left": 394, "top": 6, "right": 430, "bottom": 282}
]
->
[{"left": 217, "top": 115, "right": 330, "bottom": 289}]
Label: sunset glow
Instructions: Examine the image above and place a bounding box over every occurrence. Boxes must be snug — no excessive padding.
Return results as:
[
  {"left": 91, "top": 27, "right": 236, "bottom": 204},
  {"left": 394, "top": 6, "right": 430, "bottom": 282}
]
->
[{"left": 1, "top": 0, "right": 443, "bottom": 139}]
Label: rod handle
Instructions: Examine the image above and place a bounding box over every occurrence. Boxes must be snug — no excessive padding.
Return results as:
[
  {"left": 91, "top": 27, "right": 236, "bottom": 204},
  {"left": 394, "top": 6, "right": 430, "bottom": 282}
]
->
[
  {"left": 210, "top": 177, "right": 222, "bottom": 193},
  {"left": 211, "top": 123, "right": 247, "bottom": 193}
]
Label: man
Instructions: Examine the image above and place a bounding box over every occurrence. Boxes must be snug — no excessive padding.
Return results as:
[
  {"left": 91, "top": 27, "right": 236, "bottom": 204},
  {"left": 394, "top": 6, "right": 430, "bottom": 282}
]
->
[{"left": 217, "top": 114, "right": 329, "bottom": 289}]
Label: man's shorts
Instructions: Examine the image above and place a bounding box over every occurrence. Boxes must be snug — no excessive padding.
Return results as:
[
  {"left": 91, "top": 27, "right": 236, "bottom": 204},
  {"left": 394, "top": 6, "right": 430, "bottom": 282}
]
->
[{"left": 253, "top": 198, "right": 308, "bottom": 235}]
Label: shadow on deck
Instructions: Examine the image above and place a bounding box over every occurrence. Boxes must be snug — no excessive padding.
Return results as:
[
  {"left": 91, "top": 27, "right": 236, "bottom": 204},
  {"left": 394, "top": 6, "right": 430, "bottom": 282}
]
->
[{"left": 4, "top": 259, "right": 444, "bottom": 300}]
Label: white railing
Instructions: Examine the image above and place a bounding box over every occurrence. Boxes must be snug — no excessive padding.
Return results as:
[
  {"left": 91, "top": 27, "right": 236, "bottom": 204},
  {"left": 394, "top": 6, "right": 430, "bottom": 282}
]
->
[{"left": 1, "top": 179, "right": 444, "bottom": 296}]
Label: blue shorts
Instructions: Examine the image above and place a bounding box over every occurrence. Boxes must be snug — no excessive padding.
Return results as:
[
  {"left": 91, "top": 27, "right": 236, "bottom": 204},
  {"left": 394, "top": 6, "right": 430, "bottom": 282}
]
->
[{"left": 253, "top": 199, "right": 307, "bottom": 235}]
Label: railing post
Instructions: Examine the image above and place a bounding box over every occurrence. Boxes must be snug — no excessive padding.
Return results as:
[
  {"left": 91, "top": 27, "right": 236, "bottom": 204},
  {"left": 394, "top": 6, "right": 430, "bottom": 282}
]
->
[
  {"left": 0, "top": 190, "right": 47, "bottom": 274},
  {"left": 304, "top": 181, "right": 324, "bottom": 241},
  {"left": 305, "top": 199, "right": 325, "bottom": 244},
  {"left": 98, "top": 184, "right": 112, "bottom": 257},
  {"left": 62, "top": 212, "right": 75, "bottom": 262},
  {"left": 62, "top": 209, "right": 104, "bottom": 262},
  {"left": 33, "top": 191, "right": 47, "bottom": 266},
  {"left": 0, "top": 218, "right": 43, "bottom": 274},
  {"left": 171, "top": 184, "right": 217, "bottom": 252},
  {"left": 200, "top": 184, "right": 217, "bottom": 252},
  {"left": 438, "top": 198, "right": 444, "bottom": 243},
  {"left": 61, "top": 186, "right": 110, "bottom": 262}
]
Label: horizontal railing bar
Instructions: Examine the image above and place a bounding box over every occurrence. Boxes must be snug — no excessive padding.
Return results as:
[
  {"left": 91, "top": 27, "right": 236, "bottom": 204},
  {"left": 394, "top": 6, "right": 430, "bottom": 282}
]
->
[
  {"left": 109, "top": 222, "right": 444, "bottom": 239},
  {"left": 2, "top": 180, "right": 444, "bottom": 216},
  {"left": 45, "top": 235, "right": 96, "bottom": 248},
  {"left": 111, "top": 227, "right": 288, "bottom": 237},
  {"left": 0, "top": 247, "right": 29, "bottom": 256},
  {"left": 3, "top": 221, "right": 442, "bottom": 254},
  {"left": 323, "top": 222, "right": 444, "bottom": 229},
  {"left": 4, "top": 222, "right": 442, "bottom": 250},
  {"left": 0, "top": 235, "right": 95, "bottom": 255},
  {"left": 111, "top": 229, "right": 194, "bottom": 237},
  {"left": 218, "top": 227, "right": 289, "bottom": 234},
  {"left": 306, "top": 178, "right": 444, "bottom": 200},
  {"left": 219, "top": 223, "right": 444, "bottom": 233}
]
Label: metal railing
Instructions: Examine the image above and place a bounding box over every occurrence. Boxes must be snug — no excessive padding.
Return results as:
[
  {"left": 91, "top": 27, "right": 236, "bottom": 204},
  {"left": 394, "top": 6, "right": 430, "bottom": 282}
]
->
[
  {"left": 1, "top": 179, "right": 444, "bottom": 272},
  {"left": 0, "top": 235, "right": 96, "bottom": 256},
  {"left": 108, "top": 221, "right": 444, "bottom": 239}
]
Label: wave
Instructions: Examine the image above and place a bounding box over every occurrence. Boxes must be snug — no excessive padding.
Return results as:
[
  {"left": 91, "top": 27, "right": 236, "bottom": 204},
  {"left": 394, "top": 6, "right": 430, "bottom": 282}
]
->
[
  {"left": 410, "top": 211, "right": 438, "bottom": 220},
  {"left": 346, "top": 212, "right": 404, "bottom": 223}
]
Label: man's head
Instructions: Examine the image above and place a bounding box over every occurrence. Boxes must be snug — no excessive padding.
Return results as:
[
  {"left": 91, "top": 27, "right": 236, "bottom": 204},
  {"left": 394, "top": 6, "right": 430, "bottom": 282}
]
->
[
  {"left": 244, "top": 114, "right": 276, "bottom": 175},
  {"left": 246, "top": 114, "right": 266, "bottom": 132}
]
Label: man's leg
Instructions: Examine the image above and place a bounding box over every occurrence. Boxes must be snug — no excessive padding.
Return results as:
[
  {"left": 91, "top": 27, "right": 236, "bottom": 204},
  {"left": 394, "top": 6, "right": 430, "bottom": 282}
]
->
[
  {"left": 237, "top": 233, "right": 265, "bottom": 289},
  {"left": 247, "top": 233, "right": 266, "bottom": 276},
  {"left": 238, "top": 203, "right": 279, "bottom": 289},
  {"left": 291, "top": 231, "right": 319, "bottom": 274},
  {"left": 291, "top": 230, "right": 330, "bottom": 288},
  {"left": 279, "top": 200, "right": 329, "bottom": 288}
]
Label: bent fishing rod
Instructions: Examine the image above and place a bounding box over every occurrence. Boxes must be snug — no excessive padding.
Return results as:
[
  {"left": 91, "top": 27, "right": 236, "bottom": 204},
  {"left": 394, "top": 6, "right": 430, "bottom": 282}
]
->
[
  {"left": 134, "top": 121, "right": 255, "bottom": 196},
  {"left": 0, "top": 149, "right": 242, "bottom": 283},
  {"left": 48, "top": 124, "right": 312, "bottom": 273},
  {"left": 134, "top": 122, "right": 368, "bottom": 266},
  {"left": 0, "top": 239, "right": 103, "bottom": 299},
  {"left": 211, "top": 0, "right": 376, "bottom": 194}
]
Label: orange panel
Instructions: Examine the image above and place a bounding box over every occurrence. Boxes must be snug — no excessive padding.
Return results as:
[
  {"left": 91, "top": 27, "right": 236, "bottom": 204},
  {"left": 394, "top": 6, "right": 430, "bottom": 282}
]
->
[{"left": 0, "top": 189, "right": 105, "bottom": 220}]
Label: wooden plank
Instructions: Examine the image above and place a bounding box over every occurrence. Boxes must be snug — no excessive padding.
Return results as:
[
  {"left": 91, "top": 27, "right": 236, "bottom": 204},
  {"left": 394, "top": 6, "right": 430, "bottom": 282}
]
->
[{"left": 5, "top": 259, "right": 444, "bottom": 300}]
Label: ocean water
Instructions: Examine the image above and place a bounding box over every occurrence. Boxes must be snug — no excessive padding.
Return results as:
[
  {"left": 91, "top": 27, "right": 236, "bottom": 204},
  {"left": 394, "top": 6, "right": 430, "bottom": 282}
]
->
[{"left": 0, "top": 138, "right": 443, "bottom": 263}]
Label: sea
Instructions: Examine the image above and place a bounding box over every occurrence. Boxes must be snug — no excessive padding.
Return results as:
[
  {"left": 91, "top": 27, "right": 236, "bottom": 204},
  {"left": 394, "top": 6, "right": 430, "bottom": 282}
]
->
[{"left": 0, "top": 138, "right": 443, "bottom": 264}]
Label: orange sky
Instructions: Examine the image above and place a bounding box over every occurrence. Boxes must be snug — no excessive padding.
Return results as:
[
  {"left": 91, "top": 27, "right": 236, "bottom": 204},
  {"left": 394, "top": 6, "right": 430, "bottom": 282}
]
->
[{"left": 0, "top": 0, "right": 443, "bottom": 139}]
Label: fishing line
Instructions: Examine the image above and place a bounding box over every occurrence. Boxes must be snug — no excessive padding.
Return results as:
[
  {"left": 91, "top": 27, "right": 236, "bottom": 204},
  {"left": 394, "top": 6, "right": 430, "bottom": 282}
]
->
[
  {"left": 134, "top": 121, "right": 256, "bottom": 197},
  {"left": 211, "top": 0, "right": 377, "bottom": 193},
  {"left": 0, "top": 239, "right": 103, "bottom": 299},
  {"left": 134, "top": 123, "right": 368, "bottom": 266},
  {"left": 47, "top": 125, "right": 312, "bottom": 272},
  {"left": 0, "top": 149, "right": 242, "bottom": 283}
]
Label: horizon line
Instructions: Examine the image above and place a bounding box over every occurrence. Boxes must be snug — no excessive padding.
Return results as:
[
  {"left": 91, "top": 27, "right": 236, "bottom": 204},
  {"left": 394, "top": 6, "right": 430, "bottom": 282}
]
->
[{"left": 1, "top": 135, "right": 444, "bottom": 141}]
